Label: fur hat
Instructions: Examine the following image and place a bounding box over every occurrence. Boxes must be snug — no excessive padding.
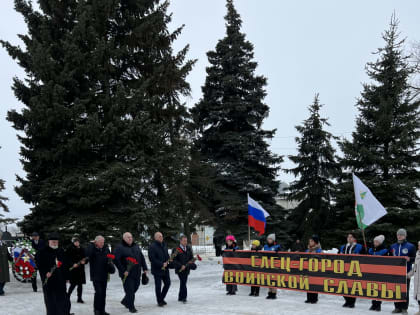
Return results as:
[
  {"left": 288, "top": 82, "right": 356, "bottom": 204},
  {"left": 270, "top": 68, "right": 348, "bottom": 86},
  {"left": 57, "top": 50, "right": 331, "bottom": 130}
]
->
[
  {"left": 374, "top": 235, "right": 385, "bottom": 245},
  {"left": 267, "top": 234, "right": 276, "bottom": 242},
  {"left": 397, "top": 228, "right": 407, "bottom": 237},
  {"left": 252, "top": 240, "right": 260, "bottom": 247},
  {"left": 226, "top": 235, "right": 236, "bottom": 242}
]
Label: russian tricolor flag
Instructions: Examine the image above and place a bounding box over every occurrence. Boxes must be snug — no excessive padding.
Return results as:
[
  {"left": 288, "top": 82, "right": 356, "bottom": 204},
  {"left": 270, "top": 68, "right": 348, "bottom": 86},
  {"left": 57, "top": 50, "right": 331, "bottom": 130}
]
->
[{"left": 248, "top": 194, "right": 270, "bottom": 236}]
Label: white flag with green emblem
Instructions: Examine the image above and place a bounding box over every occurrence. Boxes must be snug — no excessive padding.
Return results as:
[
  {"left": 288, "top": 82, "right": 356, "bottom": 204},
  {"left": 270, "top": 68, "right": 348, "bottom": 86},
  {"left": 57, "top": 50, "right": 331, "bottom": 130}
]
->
[{"left": 353, "top": 173, "right": 387, "bottom": 229}]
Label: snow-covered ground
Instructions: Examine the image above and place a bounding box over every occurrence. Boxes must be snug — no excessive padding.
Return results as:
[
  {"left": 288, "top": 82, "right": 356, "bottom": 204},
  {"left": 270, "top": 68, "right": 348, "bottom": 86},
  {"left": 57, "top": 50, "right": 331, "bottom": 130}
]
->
[{"left": 1, "top": 256, "right": 418, "bottom": 315}]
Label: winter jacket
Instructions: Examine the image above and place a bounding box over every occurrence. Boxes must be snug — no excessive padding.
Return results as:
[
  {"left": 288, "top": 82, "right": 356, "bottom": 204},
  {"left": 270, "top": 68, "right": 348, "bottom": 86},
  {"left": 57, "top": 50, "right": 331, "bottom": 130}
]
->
[
  {"left": 36, "top": 246, "right": 69, "bottom": 289},
  {"left": 390, "top": 240, "right": 416, "bottom": 272},
  {"left": 368, "top": 244, "right": 388, "bottom": 256},
  {"left": 31, "top": 239, "right": 46, "bottom": 252},
  {"left": 172, "top": 245, "right": 195, "bottom": 275},
  {"left": 65, "top": 244, "right": 87, "bottom": 285},
  {"left": 148, "top": 240, "right": 170, "bottom": 276},
  {"left": 291, "top": 242, "right": 306, "bottom": 252},
  {"left": 251, "top": 245, "right": 262, "bottom": 251},
  {"left": 114, "top": 240, "right": 148, "bottom": 279},
  {"left": 306, "top": 244, "right": 322, "bottom": 253},
  {"left": 263, "top": 243, "right": 281, "bottom": 252},
  {"left": 85, "top": 243, "right": 115, "bottom": 282},
  {"left": 224, "top": 243, "right": 239, "bottom": 251},
  {"left": 0, "top": 242, "right": 12, "bottom": 283},
  {"left": 340, "top": 243, "right": 363, "bottom": 254},
  {"left": 412, "top": 251, "right": 420, "bottom": 301}
]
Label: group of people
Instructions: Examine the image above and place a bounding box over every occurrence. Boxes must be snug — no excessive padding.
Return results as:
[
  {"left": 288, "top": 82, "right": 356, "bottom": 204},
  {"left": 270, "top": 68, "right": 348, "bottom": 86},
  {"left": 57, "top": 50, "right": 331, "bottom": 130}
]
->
[
  {"left": 224, "top": 228, "right": 420, "bottom": 315},
  {"left": 0, "top": 231, "right": 198, "bottom": 315}
]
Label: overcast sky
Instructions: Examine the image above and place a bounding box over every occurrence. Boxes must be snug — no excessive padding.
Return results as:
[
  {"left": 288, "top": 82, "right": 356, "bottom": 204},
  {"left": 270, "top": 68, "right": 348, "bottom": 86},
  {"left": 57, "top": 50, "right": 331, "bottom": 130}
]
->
[{"left": 0, "top": 0, "right": 419, "bottom": 220}]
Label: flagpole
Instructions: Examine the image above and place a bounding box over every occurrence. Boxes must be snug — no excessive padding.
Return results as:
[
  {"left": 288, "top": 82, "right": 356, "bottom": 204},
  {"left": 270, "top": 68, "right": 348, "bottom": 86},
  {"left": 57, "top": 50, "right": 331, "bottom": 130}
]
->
[
  {"left": 361, "top": 227, "right": 368, "bottom": 252},
  {"left": 247, "top": 194, "right": 250, "bottom": 248}
]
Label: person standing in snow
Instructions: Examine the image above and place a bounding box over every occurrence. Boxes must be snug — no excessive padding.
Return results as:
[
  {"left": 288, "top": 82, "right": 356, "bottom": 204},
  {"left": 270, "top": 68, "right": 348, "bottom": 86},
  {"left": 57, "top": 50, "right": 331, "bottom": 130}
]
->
[
  {"left": 65, "top": 237, "right": 87, "bottom": 304},
  {"left": 224, "top": 235, "right": 239, "bottom": 295},
  {"left": 410, "top": 241, "right": 420, "bottom": 315},
  {"left": 172, "top": 235, "right": 197, "bottom": 303},
  {"left": 85, "top": 235, "right": 115, "bottom": 315},
  {"left": 0, "top": 231, "right": 13, "bottom": 296},
  {"left": 36, "top": 232, "right": 72, "bottom": 315},
  {"left": 249, "top": 240, "right": 262, "bottom": 297},
  {"left": 390, "top": 228, "right": 416, "bottom": 314},
  {"left": 339, "top": 233, "right": 362, "bottom": 308},
  {"left": 263, "top": 234, "right": 281, "bottom": 299},
  {"left": 30, "top": 232, "right": 45, "bottom": 292},
  {"left": 368, "top": 235, "right": 388, "bottom": 311},
  {"left": 148, "top": 232, "right": 171, "bottom": 307},
  {"left": 305, "top": 235, "right": 321, "bottom": 304},
  {"left": 115, "top": 232, "right": 148, "bottom": 313}
]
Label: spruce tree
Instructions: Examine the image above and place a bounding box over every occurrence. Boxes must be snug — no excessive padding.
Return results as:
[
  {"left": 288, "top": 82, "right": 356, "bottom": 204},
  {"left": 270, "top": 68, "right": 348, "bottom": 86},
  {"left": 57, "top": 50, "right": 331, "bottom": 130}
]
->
[
  {"left": 331, "top": 16, "right": 420, "bottom": 245},
  {"left": 191, "top": 0, "right": 283, "bottom": 243},
  {"left": 2, "top": 0, "right": 194, "bottom": 242},
  {"left": 285, "top": 95, "right": 340, "bottom": 244}
]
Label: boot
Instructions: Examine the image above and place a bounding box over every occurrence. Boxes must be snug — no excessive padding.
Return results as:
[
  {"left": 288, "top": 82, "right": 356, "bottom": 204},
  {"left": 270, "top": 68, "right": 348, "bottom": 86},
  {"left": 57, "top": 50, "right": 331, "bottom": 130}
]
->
[
  {"left": 254, "top": 287, "right": 260, "bottom": 297},
  {"left": 271, "top": 292, "right": 277, "bottom": 300},
  {"left": 266, "top": 292, "right": 273, "bottom": 299}
]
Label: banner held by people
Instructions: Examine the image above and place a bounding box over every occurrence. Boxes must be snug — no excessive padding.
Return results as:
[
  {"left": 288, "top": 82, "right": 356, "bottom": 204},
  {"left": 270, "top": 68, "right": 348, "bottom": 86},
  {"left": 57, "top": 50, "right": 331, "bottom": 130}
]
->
[{"left": 222, "top": 250, "right": 407, "bottom": 302}]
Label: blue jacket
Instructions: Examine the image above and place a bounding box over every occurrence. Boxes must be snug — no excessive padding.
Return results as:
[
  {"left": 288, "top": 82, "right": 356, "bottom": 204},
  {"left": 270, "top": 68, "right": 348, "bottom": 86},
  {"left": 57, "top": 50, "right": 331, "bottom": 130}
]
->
[
  {"left": 306, "top": 248, "right": 322, "bottom": 253},
  {"left": 368, "top": 245, "right": 388, "bottom": 256},
  {"left": 390, "top": 240, "right": 416, "bottom": 272},
  {"left": 263, "top": 243, "right": 281, "bottom": 251},
  {"left": 340, "top": 243, "right": 362, "bottom": 254}
]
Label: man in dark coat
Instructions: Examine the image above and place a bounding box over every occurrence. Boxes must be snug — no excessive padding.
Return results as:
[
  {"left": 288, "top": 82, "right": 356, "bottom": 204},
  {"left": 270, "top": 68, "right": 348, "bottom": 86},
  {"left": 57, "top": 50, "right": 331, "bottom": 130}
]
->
[
  {"left": 86, "top": 235, "right": 115, "bottom": 315},
  {"left": 65, "top": 237, "right": 87, "bottom": 303},
  {"left": 0, "top": 231, "right": 13, "bottom": 296},
  {"left": 36, "top": 232, "right": 73, "bottom": 315},
  {"left": 172, "top": 235, "right": 197, "bottom": 303},
  {"left": 31, "top": 232, "right": 46, "bottom": 292},
  {"left": 114, "top": 232, "right": 148, "bottom": 314},
  {"left": 148, "top": 232, "right": 171, "bottom": 307}
]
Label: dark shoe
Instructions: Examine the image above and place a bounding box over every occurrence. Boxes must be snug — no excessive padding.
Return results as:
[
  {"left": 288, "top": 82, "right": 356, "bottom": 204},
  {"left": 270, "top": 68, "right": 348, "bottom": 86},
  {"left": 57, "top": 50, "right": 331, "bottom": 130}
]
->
[
  {"left": 249, "top": 292, "right": 254, "bottom": 296},
  {"left": 311, "top": 300, "right": 318, "bottom": 304},
  {"left": 158, "top": 302, "right": 165, "bottom": 307},
  {"left": 94, "top": 311, "right": 101, "bottom": 315},
  {"left": 162, "top": 301, "right": 167, "bottom": 305},
  {"left": 266, "top": 293, "right": 272, "bottom": 299},
  {"left": 347, "top": 304, "right": 355, "bottom": 308},
  {"left": 376, "top": 305, "right": 381, "bottom": 312},
  {"left": 272, "top": 294, "right": 277, "bottom": 300},
  {"left": 104, "top": 312, "right": 110, "bottom": 315},
  {"left": 369, "top": 305, "right": 375, "bottom": 311},
  {"left": 120, "top": 300, "right": 128, "bottom": 309},
  {"left": 305, "top": 300, "right": 310, "bottom": 303},
  {"left": 129, "top": 309, "right": 138, "bottom": 313},
  {"left": 343, "top": 303, "right": 349, "bottom": 308},
  {"left": 0, "top": 292, "right": 4, "bottom": 296},
  {"left": 77, "top": 298, "right": 84, "bottom": 303}
]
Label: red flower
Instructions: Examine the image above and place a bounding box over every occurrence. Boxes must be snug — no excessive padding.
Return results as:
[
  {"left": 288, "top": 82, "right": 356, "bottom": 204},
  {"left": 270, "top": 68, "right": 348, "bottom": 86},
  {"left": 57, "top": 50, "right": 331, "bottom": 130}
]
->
[
  {"left": 126, "top": 257, "right": 138, "bottom": 265},
  {"left": 56, "top": 261, "right": 63, "bottom": 268},
  {"left": 176, "top": 247, "right": 184, "bottom": 253},
  {"left": 107, "top": 254, "right": 115, "bottom": 260},
  {"left": 197, "top": 254, "right": 202, "bottom": 261}
]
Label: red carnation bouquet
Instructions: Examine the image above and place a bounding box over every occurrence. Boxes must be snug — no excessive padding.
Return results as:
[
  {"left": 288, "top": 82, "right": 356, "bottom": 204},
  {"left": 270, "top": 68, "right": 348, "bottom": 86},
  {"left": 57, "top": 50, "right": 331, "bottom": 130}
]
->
[
  {"left": 43, "top": 259, "right": 63, "bottom": 286},
  {"left": 123, "top": 257, "right": 138, "bottom": 283}
]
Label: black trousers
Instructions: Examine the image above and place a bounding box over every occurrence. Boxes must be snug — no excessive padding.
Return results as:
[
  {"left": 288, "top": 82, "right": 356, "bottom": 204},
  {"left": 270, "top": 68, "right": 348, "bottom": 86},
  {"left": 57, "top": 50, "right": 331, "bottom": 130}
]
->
[
  {"left": 93, "top": 281, "right": 107, "bottom": 313},
  {"left": 0, "top": 282, "right": 5, "bottom": 294},
  {"left": 43, "top": 284, "right": 71, "bottom": 315},
  {"left": 122, "top": 277, "right": 140, "bottom": 309},
  {"left": 31, "top": 272, "right": 38, "bottom": 292},
  {"left": 307, "top": 292, "right": 318, "bottom": 302},
  {"left": 153, "top": 273, "right": 171, "bottom": 304},
  {"left": 226, "top": 284, "right": 237, "bottom": 294},
  {"left": 67, "top": 283, "right": 83, "bottom": 299},
  {"left": 250, "top": 286, "right": 260, "bottom": 295},
  {"left": 215, "top": 246, "right": 222, "bottom": 257},
  {"left": 344, "top": 296, "right": 356, "bottom": 306},
  {"left": 395, "top": 278, "right": 410, "bottom": 310},
  {"left": 178, "top": 273, "right": 188, "bottom": 301}
]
